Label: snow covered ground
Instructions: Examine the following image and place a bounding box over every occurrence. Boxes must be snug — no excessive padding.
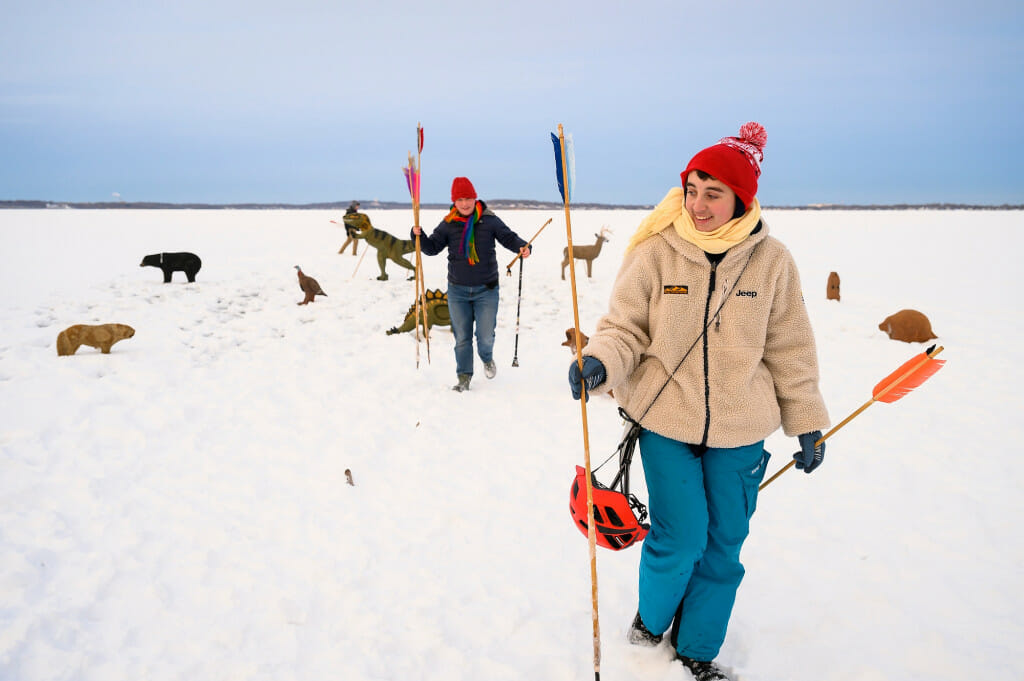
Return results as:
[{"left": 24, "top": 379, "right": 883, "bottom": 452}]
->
[{"left": 1, "top": 206, "right": 1021, "bottom": 681}]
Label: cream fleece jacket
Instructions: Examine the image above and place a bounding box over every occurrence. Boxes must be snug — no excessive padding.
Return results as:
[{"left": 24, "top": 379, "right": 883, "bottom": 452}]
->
[{"left": 583, "top": 219, "right": 830, "bottom": 448}]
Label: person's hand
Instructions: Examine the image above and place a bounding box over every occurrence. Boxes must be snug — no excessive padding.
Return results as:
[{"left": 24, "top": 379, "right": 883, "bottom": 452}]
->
[
  {"left": 412, "top": 225, "right": 422, "bottom": 236},
  {"left": 793, "top": 431, "right": 825, "bottom": 473},
  {"left": 519, "top": 245, "right": 531, "bottom": 259},
  {"left": 568, "top": 357, "right": 606, "bottom": 401}
]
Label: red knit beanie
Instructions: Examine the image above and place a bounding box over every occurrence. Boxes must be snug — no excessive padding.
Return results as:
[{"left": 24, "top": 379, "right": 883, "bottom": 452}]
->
[
  {"left": 681, "top": 122, "right": 767, "bottom": 208},
  {"left": 450, "top": 177, "right": 477, "bottom": 202}
]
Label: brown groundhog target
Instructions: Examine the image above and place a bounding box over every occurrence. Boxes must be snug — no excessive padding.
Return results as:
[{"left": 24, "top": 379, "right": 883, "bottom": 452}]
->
[
  {"left": 878, "top": 310, "right": 937, "bottom": 343},
  {"left": 827, "top": 272, "right": 840, "bottom": 301}
]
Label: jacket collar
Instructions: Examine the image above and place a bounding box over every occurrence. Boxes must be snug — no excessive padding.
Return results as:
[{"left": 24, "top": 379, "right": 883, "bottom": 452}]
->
[{"left": 660, "top": 218, "right": 769, "bottom": 266}]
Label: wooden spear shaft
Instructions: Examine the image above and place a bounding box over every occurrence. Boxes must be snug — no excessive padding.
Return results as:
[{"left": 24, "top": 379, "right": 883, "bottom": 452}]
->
[
  {"left": 408, "top": 125, "right": 430, "bottom": 366},
  {"left": 330, "top": 219, "right": 370, "bottom": 280},
  {"left": 559, "top": 123, "right": 601, "bottom": 681},
  {"left": 350, "top": 245, "right": 368, "bottom": 280},
  {"left": 505, "top": 217, "right": 552, "bottom": 272},
  {"left": 414, "top": 245, "right": 429, "bottom": 359},
  {"left": 416, "top": 125, "right": 430, "bottom": 363},
  {"left": 413, "top": 183, "right": 422, "bottom": 368}
]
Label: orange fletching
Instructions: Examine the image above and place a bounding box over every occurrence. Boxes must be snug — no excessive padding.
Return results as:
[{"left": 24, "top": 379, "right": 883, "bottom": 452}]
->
[
  {"left": 761, "top": 345, "right": 946, "bottom": 492},
  {"left": 872, "top": 346, "right": 945, "bottom": 403}
]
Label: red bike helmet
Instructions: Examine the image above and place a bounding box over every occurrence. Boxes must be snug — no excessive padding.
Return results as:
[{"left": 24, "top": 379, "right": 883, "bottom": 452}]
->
[{"left": 570, "top": 465, "right": 649, "bottom": 551}]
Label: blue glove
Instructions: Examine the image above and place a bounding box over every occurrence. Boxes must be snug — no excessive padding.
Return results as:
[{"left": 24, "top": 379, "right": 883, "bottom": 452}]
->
[
  {"left": 568, "top": 357, "right": 606, "bottom": 401},
  {"left": 793, "top": 431, "right": 825, "bottom": 473}
]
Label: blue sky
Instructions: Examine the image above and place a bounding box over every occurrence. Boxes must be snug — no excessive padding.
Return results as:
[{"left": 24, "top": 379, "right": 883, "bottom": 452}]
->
[{"left": 2, "top": 0, "right": 1021, "bottom": 206}]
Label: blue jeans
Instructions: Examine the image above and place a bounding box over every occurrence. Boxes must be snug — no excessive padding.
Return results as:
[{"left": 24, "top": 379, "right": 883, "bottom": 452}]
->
[
  {"left": 446, "top": 283, "right": 499, "bottom": 376},
  {"left": 636, "top": 429, "right": 770, "bottom": 660}
]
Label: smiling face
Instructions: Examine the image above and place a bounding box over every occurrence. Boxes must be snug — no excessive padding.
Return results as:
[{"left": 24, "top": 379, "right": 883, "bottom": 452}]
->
[
  {"left": 454, "top": 197, "right": 476, "bottom": 216},
  {"left": 684, "top": 171, "right": 739, "bottom": 232}
]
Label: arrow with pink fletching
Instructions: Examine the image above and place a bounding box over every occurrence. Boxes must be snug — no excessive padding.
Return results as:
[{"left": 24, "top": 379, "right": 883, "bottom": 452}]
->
[{"left": 404, "top": 123, "right": 429, "bottom": 366}]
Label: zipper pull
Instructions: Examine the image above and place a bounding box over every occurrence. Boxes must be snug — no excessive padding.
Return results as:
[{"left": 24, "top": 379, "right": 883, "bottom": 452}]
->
[{"left": 715, "top": 272, "right": 726, "bottom": 331}]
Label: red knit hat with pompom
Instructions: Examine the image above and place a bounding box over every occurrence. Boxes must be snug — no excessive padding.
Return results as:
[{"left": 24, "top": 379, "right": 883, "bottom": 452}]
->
[
  {"left": 681, "top": 122, "right": 767, "bottom": 208},
  {"left": 450, "top": 177, "right": 477, "bottom": 202}
]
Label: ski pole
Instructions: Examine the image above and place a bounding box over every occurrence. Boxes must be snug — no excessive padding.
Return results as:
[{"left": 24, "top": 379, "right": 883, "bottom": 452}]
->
[
  {"left": 511, "top": 257, "right": 524, "bottom": 367},
  {"left": 505, "top": 217, "right": 550, "bottom": 368}
]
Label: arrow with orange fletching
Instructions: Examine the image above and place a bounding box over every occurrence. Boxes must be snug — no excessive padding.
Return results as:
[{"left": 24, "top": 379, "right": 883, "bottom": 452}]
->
[
  {"left": 759, "top": 344, "right": 946, "bottom": 490},
  {"left": 505, "top": 217, "right": 552, "bottom": 273}
]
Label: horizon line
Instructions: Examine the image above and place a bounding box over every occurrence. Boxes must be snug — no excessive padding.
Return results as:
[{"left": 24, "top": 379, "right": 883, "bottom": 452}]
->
[{"left": 3, "top": 199, "right": 1023, "bottom": 211}]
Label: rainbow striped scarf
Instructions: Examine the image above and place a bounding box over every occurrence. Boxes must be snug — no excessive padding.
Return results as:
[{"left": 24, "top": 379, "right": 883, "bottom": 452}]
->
[{"left": 444, "top": 201, "right": 483, "bottom": 265}]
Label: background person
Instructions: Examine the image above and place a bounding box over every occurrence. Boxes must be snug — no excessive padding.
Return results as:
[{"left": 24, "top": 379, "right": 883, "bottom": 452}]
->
[
  {"left": 339, "top": 200, "right": 361, "bottom": 255},
  {"left": 413, "top": 177, "right": 531, "bottom": 392}
]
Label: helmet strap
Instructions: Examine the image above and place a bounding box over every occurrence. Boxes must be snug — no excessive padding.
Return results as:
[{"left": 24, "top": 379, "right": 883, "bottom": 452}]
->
[{"left": 604, "top": 409, "right": 648, "bottom": 525}]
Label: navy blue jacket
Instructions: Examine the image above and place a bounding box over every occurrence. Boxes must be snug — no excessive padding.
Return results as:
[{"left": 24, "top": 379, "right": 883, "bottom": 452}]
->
[{"left": 414, "top": 202, "right": 529, "bottom": 287}]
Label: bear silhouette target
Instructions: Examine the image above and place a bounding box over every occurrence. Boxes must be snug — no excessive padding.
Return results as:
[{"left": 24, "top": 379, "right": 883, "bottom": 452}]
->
[
  {"left": 140, "top": 252, "right": 202, "bottom": 283},
  {"left": 56, "top": 323, "right": 135, "bottom": 356}
]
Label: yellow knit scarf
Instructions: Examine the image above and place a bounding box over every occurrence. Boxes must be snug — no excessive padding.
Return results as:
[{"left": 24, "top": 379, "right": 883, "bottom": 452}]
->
[{"left": 626, "top": 187, "right": 762, "bottom": 255}]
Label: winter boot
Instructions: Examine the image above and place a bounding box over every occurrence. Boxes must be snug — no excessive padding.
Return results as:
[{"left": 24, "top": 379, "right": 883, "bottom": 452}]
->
[
  {"left": 484, "top": 360, "right": 497, "bottom": 379},
  {"left": 627, "top": 612, "right": 662, "bottom": 647},
  {"left": 676, "top": 654, "right": 729, "bottom": 681},
  {"left": 452, "top": 374, "right": 472, "bottom": 392}
]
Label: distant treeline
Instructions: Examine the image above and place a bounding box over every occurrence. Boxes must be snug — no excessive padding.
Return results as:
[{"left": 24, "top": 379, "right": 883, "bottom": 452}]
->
[
  {"left": 2, "top": 199, "right": 1022, "bottom": 211},
  {"left": 0, "top": 199, "right": 652, "bottom": 210},
  {"left": 768, "top": 203, "right": 1024, "bottom": 210}
]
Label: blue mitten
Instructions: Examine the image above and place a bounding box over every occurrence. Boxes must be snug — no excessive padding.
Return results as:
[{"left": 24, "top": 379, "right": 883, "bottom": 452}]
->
[
  {"left": 793, "top": 431, "right": 825, "bottom": 473},
  {"left": 568, "top": 357, "right": 606, "bottom": 401}
]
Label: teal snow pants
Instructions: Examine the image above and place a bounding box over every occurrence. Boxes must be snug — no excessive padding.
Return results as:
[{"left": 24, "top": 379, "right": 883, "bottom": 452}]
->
[{"left": 636, "top": 429, "right": 770, "bottom": 661}]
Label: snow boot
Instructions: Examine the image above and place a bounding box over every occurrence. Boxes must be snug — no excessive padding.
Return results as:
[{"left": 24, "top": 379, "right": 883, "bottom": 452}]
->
[
  {"left": 676, "top": 654, "right": 729, "bottom": 681},
  {"left": 452, "top": 374, "right": 472, "bottom": 392},
  {"left": 627, "top": 612, "right": 662, "bottom": 647},
  {"left": 484, "top": 360, "right": 497, "bottom": 379}
]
